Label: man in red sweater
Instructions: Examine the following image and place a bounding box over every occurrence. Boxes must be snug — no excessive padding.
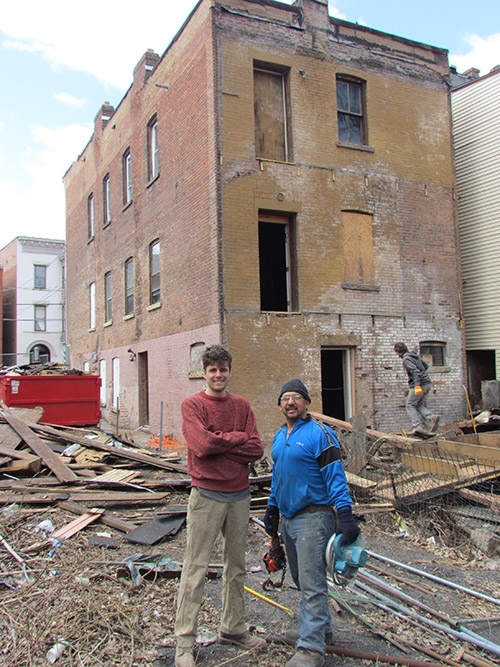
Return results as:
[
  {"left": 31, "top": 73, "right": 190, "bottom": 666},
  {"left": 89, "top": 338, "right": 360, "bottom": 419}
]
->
[{"left": 174, "top": 345, "right": 266, "bottom": 667}]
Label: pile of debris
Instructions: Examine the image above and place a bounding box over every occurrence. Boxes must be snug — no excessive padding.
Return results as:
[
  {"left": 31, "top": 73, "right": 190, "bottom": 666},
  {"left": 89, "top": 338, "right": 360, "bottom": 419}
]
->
[{"left": 1, "top": 403, "right": 500, "bottom": 665}]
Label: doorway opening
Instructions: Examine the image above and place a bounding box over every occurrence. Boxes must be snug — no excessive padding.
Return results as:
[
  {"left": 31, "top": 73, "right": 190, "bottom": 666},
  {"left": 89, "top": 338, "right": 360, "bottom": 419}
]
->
[{"left": 320, "top": 348, "right": 353, "bottom": 421}]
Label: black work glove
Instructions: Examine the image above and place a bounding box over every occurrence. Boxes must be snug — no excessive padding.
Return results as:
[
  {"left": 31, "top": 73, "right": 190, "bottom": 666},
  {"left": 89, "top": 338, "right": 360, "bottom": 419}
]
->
[
  {"left": 336, "top": 507, "right": 360, "bottom": 546},
  {"left": 263, "top": 505, "right": 280, "bottom": 536}
]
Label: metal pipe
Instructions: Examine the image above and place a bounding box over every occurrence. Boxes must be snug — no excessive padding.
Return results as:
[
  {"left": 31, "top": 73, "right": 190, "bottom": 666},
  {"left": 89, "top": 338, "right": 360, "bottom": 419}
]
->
[
  {"left": 354, "top": 579, "right": 500, "bottom": 658},
  {"left": 368, "top": 550, "right": 500, "bottom": 607},
  {"left": 358, "top": 569, "right": 457, "bottom": 627}
]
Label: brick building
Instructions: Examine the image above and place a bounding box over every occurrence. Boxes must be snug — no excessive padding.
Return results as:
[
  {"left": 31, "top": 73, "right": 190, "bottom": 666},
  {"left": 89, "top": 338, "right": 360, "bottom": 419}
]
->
[{"left": 64, "top": 0, "right": 466, "bottom": 443}]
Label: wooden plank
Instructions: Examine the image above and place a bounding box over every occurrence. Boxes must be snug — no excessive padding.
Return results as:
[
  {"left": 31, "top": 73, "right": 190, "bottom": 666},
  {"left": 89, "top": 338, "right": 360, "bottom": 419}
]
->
[
  {"left": 458, "top": 488, "right": 500, "bottom": 511},
  {"left": 26, "top": 421, "right": 188, "bottom": 473},
  {"left": 124, "top": 514, "right": 186, "bottom": 545},
  {"left": 0, "top": 457, "right": 42, "bottom": 474},
  {"left": 431, "top": 438, "right": 500, "bottom": 463},
  {"left": 0, "top": 406, "right": 78, "bottom": 483},
  {"left": 309, "top": 411, "right": 418, "bottom": 447},
  {"left": 53, "top": 508, "right": 104, "bottom": 539},
  {"left": 57, "top": 500, "right": 137, "bottom": 533},
  {"left": 0, "top": 444, "right": 39, "bottom": 461}
]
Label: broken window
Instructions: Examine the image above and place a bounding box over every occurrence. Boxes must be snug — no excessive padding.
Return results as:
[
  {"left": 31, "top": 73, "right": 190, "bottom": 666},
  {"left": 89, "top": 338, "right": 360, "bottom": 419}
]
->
[
  {"left": 336, "top": 76, "right": 366, "bottom": 145},
  {"left": 420, "top": 343, "right": 445, "bottom": 367},
  {"left": 254, "top": 64, "right": 291, "bottom": 161},
  {"left": 258, "top": 212, "right": 296, "bottom": 312},
  {"left": 341, "top": 211, "right": 375, "bottom": 284}
]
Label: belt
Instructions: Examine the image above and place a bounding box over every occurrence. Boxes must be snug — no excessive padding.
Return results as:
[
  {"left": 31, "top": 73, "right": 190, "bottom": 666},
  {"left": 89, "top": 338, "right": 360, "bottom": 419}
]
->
[{"left": 295, "top": 504, "right": 333, "bottom": 516}]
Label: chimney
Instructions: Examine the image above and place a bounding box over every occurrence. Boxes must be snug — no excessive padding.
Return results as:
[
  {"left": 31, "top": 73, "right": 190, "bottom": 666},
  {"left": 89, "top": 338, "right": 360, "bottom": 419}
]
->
[
  {"left": 94, "top": 102, "right": 115, "bottom": 132},
  {"left": 463, "top": 67, "right": 480, "bottom": 79},
  {"left": 490, "top": 65, "right": 500, "bottom": 74},
  {"left": 133, "top": 49, "right": 161, "bottom": 86}
]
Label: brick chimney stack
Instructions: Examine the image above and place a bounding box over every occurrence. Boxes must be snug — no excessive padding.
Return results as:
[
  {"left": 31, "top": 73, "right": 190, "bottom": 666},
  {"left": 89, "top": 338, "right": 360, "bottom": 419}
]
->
[
  {"left": 94, "top": 102, "right": 115, "bottom": 133},
  {"left": 133, "top": 49, "right": 161, "bottom": 86}
]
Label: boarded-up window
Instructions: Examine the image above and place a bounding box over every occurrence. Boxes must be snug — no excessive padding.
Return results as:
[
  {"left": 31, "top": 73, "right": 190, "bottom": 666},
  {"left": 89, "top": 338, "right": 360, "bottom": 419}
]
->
[
  {"left": 254, "top": 66, "right": 290, "bottom": 161},
  {"left": 341, "top": 211, "right": 374, "bottom": 284}
]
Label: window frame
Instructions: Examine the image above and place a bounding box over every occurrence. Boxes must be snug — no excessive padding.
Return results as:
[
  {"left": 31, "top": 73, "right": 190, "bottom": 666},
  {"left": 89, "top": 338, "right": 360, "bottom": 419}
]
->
[
  {"left": 149, "top": 239, "right": 161, "bottom": 305},
  {"left": 420, "top": 342, "right": 446, "bottom": 368},
  {"left": 34, "top": 264, "right": 47, "bottom": 290},
  {"left": 336, "top": 75, "right": 367, "bottom": 146},
  {"left": 148, "top": 116, "right": 159, "bottom": 181},
  {"left": 124, "top": 257, "right": 134, "bottom": 316},
  {"left": 258, "top": 211, "right": 297, "bottom": 312},
  {"left": 104, "top": 271, "right": 112, "bottom": 323},
  {"left": 253, "top": 62, "right": 292, "bottom": 162},
  {"left": 103, "top": 173, "right": 111, "bottom": 226},
  {"left": 87, "top": 193, "right": 95, "bottom": 239},
  {"left": 34, "top": 304, "right": 47, "bottom": 332},
  {"left": 122, "top": 148, "right": 132, "bottom": 205},
  {"left": 89, "top": 282, "right": 96, "bottom": 330}
]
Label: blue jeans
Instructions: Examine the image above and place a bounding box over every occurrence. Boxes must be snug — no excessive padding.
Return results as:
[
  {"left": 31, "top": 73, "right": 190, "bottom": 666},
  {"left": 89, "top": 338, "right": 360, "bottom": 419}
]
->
[{"left": 281, "top": 510, "right": 336, "bottom": 654}]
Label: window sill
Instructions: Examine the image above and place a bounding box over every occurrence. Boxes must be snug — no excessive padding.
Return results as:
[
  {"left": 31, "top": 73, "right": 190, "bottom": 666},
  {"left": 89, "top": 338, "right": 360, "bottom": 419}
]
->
[
  {"left": 429, "top": 366, "right": 451, "bottom": 374},
  {"left": 123, "top": 313, "right": 135, "bottom": 321},
  {"left": 87, "top": 236, "right": 95, "bottom": 244},
  {"left": 103, "top": 221, "right": 111, "bottom": 229},
  {"left": 122, "top": 200, "right": 133, "bottom": 212},
  {"left": 257, "top": 157, "right": 295, "bottom": 166},
  {"left": 146, "top": 174, "right": 160, "bottom": 188},
  {"left": 341, "top": 282, "right": 380, "bottom": 292},
  {"left": 336, "top": 141, "right": 375, "bottom": 153},
  {"left": 147, "top": 301, "right": 162, "bottom": 312},
  {"left": 104, "top": 319, "right": 113, "bottom": 328},
  {"left": 88, "top": 327, "right": 96, "bottom": 333}
]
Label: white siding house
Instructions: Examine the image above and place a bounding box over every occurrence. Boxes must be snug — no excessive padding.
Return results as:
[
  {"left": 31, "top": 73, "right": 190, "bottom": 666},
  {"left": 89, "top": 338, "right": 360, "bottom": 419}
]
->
[
  {"left": 452, "top": 67, "right": 500, "bottom": 408},
  {"left": 0, "top": 237, "right": 66, "bottom": 368}
]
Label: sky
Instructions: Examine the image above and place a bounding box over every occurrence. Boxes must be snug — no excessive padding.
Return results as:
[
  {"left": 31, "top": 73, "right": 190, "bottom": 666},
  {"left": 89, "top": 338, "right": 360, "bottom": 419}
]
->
[{"left": 1, "top": 0, "right": 499, "bottom": 251}]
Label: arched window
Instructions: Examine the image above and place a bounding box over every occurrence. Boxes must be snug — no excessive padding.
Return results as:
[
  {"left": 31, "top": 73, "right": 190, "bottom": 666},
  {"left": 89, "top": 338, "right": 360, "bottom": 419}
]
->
[{"left": 29, "top": 344, "right": 50, "bottom": 364}]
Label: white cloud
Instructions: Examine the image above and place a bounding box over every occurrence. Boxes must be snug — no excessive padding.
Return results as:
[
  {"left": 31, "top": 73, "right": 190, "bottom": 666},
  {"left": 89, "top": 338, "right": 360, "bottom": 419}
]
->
[
  {"left": 53, "top": 92, "right": 87, "bottom": 108},
  {"left": 0, "top": 123, "right": 92, "bottom": 247},
  {"left": 450, "top": 32, "right": 500, "bottom": 76},
  {"left": 0, "top": 0, "right": 201, "bottom": 89},
  {"left": 328, "top": 3, "right": 348, "bottom": 20}
]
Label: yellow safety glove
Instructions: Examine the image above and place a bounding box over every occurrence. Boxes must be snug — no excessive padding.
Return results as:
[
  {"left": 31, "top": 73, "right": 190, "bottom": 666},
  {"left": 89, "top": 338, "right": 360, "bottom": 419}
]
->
[{"left": 414, "top": 385, "right": 423, "bottom": 395}]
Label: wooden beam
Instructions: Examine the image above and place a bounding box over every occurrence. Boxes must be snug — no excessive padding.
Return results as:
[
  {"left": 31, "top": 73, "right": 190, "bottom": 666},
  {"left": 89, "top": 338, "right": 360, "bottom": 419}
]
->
[
  {"left": 57, "top": 499, "right": 137, "bottom": 533},
  {"left": 309, "top": 411, "right": 417, "bottom": 447},
  {"left": 0, "top": 406, "right": 78, "bottom": 483},
  {"left": 25, "top": 421, "right": 188, "bottom": 473}
]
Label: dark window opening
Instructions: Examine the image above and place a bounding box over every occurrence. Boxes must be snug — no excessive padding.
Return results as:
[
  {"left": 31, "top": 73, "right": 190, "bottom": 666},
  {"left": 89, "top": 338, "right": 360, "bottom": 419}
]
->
[{"left": 258, "top": 215, "right": 295, "bottom": 312}]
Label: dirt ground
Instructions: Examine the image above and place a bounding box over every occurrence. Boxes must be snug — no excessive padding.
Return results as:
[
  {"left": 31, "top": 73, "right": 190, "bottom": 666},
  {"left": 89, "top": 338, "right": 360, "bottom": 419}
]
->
[
  {"left": 1, "top": 421, "right": 500, "bottom": 667},
  {"left": 2, "top": 493, "right": 500, "bottom": 667}
]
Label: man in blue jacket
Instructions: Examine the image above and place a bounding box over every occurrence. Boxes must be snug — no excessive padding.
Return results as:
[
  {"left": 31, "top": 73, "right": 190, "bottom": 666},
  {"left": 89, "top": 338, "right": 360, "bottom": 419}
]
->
[{"left": 263, "top": 379, "right": 360, "bottom": 667}]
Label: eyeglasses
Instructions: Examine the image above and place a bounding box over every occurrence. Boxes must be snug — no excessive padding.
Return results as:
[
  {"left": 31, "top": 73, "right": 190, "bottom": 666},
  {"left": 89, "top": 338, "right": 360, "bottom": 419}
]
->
[{"left": 280, "top": 394, "right": 304, "bottom": 403}]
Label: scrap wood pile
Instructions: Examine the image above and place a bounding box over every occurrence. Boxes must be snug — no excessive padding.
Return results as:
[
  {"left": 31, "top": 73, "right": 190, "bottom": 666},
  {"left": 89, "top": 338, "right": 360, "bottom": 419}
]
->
[{"left": 1, "top": 404, "right": 500, "bottom": 665}]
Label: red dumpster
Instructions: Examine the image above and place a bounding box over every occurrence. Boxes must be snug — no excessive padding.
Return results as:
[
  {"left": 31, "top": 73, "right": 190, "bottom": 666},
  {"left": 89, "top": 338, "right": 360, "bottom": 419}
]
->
[{"left": 0, "top": 375, "right": 102, "bottom": 426}]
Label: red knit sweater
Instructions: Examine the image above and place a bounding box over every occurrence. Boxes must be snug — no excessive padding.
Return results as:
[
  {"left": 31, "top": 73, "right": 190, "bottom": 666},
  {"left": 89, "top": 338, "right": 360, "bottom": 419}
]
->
[{"left": 181, "top": 390, "right": 263, "bottom": 492}]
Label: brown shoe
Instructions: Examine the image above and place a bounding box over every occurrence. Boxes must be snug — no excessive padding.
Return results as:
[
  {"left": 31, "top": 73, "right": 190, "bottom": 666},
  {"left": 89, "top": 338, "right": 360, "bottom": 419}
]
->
[
  {"left": 285, "top": 648, "right": 325, "bottom": 667},
  {"left": 174, "top": 646, "right": 195, "bottom": 667},
  {"left": 219, "top": 630, "right": 266, "bottom": 649},
  {"left": 284, "top": 629, "right": 333, "bottom": 646}
]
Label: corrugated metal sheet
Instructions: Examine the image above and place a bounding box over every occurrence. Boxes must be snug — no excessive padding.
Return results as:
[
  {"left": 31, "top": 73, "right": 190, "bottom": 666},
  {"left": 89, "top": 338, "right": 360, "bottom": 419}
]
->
[{"left": 452, "top": 72, "right": 500, "bottom": 350}]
